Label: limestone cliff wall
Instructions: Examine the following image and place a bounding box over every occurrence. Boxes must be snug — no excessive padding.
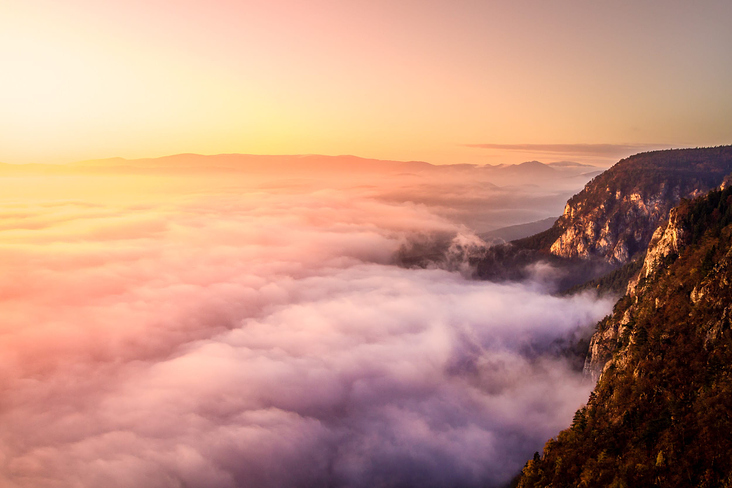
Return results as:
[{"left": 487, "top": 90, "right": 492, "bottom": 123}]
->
[
  {"left": 583, "top": 203, "right": 692, "bottom": 381},
  {"left": 550, "top": 184, "right": 682, "bottom": 264},
  {"left": 541, "top": 146, "right": 732, "bottom": 264}
]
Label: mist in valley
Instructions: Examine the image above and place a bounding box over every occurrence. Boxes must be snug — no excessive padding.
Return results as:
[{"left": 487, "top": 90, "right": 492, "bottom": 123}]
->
[{"left": 0, "top": 157, "right": 613, "bottom": 487}]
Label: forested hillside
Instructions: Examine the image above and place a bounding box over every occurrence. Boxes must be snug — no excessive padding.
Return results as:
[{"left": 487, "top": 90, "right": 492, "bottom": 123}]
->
[
  {"left": 517, "top": 184, "right": 732, "bottom": 487},
  {"left": 529, "top": 146, "right": 732, "bottom": 263},
  {"left": 477, "top": 146, "right": 732, "bottom": 292}
]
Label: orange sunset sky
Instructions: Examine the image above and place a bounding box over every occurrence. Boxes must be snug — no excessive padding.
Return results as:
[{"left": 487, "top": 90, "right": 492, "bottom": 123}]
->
[{"left": 2, "top": 0, "right": 731, "bottom": 166}]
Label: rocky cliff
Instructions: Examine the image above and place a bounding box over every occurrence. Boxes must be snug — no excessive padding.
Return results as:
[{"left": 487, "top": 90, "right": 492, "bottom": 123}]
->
[
  {"left": 517, "top": 184, "right": 732, "bottom": 487},
  {"left": 584, "top": 177, "right": 732, "bottom": 380},
  {"left": 583, "top": 205, "right": 692, "bottom": 381},
  {"left": 539, "top": 146, "right": 732, "bottom": 264}
]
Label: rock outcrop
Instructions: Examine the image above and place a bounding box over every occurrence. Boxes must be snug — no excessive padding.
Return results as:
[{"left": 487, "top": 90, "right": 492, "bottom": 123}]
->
[
  {"left": 550, "top": 185, "right": 676, "bottom": 263},
  {"left": 518, "top": 183, "right": 732, "bottom": 487},
  {"left": 583, "top": 207, "right": 692, "bottom": 381},
  {"left": 541, "top": 146, "right": 732, "bottom": 264},
  {"left": 475, "top": 147, "right": 732, "bottom": 294},
  {"left": 626, "top": 207, "right": 690, "bottom": 292}
]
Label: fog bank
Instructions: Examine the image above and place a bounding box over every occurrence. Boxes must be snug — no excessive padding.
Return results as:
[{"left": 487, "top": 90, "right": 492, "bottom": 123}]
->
[{"left": 0, "top": 162, "right": 610, "bottom": 487}]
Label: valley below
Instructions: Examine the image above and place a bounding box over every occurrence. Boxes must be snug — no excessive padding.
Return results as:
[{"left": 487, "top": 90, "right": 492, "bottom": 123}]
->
[
  {"left": 0, "top": 156, "right": 608, "bottom": 488},
  {"left": 3, "top": 147, "right": 732, "bottom": 487}
]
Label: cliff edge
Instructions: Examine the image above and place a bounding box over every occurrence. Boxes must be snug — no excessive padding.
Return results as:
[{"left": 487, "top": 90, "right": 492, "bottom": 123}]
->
[
  {"left": 536, "top": 146, "right": 732, "bottom": 264},
  {"left": 517, "top": 183, "right": 732, "bottom": 487}
]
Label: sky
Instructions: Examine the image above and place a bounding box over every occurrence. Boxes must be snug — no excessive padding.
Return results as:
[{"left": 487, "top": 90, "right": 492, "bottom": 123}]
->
[
  {"left": 4, "top": 3, "right": 722, "bottom": 484},
  {"left": 2, "top": 0, "right": 731, "bottom": 165}
]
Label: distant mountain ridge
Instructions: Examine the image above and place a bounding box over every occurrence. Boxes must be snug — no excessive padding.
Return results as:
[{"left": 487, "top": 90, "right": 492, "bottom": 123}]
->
[
  {"left": 479, "top": 217, "right": 557, "bottom": 243},
  {"left": 69, "top": 153, "right": 434, "bottom": 174},
  {"left": 0, "top": 153, "right": 600, "bottom": 181}
]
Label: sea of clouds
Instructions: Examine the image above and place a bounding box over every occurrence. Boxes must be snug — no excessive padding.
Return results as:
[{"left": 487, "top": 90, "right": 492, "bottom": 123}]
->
[{"left": 0, "top": 167, "right": 612, "bottom": 487}]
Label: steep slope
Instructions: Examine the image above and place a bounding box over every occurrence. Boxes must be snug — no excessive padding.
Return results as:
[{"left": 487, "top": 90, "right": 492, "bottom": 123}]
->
[
  {"left": 517, "top": 184, "right": 732, "bottom": 488},
  {"left": 542, "top": 146, "right": 732, "bottom": 264},
  {"left": 476, "top": 147, "right": 732, "bottom": 289}
]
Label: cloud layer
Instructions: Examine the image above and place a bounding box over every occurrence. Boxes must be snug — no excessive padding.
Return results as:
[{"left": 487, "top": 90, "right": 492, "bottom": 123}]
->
[{"left": 0, "top": 169, "right": 611, "bottom": 487}]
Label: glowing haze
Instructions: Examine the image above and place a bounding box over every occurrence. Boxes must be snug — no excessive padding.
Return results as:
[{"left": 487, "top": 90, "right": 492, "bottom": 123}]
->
[
  {"left": 2, "top": 0, "right": 731, "bottom": 165},
  {"left": 1, "top": 1, "right": 729, "bottom": 486},
  {"left": 0, "top": 161, "right": 611, "bottom": 487}
]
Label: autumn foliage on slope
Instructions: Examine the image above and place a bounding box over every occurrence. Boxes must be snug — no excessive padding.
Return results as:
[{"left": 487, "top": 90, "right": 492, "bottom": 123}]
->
[{"left": 518, "top": 185, "right": 732, "bottom": 488}]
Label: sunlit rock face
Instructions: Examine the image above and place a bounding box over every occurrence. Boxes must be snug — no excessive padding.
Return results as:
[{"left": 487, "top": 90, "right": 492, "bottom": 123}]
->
[
  {"left": 550, "top": 187, "right": 673, "bottom": 263},
  {"left": 627, "top": 207, "right": 689, "bottom": 291},
  {"left": 584, "top": 195, "right": 703, "bottom": 380},
  {"left": 585, "top": 176, "right": 729, "bottom": 381},
  {"left": 546, "top": 146, "right": 732, "bottom": 265},
  {"left": 520, "top": 183, "right": 732, "bottom": 487}
]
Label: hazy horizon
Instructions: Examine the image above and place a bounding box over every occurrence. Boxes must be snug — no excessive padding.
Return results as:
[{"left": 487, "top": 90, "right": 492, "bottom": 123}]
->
[
  {"left": 2, "top": 1, "right": 731, "bottom": 486},
  {"left": 0, "top": 150, "right": 613, "bottom": 169},
  {"left": 3, "top": 1, "right": 731, "bottom": 165},
  {"left": 0, "top": 159, "right": 615, "bottom": 487}
]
